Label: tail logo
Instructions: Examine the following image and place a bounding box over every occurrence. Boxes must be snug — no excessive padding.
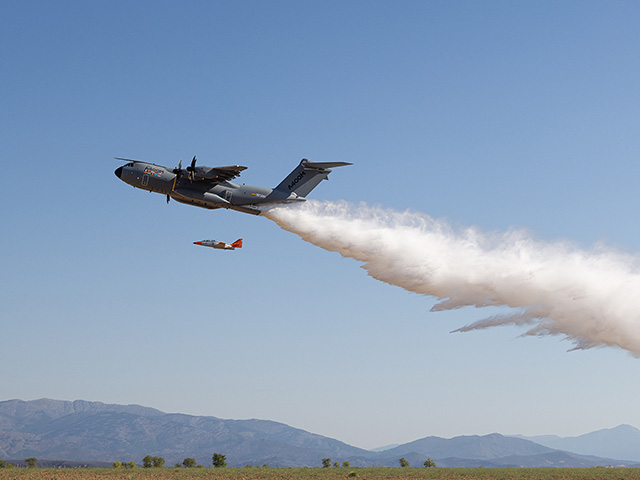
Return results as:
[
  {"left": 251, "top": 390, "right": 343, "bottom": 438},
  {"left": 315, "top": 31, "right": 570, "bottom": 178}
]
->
[{"left": 287, "top": 170, "right": 306, "bottom": 190}]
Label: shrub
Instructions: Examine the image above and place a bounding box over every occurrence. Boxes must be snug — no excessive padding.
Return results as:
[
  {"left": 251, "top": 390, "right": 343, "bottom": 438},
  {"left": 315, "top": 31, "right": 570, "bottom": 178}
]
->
[{"left": 212, "top": 453, "right": 226, "bottom": 468}]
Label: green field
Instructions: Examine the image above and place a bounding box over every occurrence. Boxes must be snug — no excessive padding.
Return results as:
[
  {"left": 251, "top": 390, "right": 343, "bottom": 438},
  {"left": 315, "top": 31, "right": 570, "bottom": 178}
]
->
[{"left": 2, "top": 468, "right": 640, "bottom": 480}]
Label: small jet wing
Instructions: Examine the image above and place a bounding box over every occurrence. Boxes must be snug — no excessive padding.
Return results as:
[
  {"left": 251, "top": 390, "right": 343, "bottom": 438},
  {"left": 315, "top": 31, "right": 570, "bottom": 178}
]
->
[{"left": 191, "top": 165, "right": 247, "bottom": 182}]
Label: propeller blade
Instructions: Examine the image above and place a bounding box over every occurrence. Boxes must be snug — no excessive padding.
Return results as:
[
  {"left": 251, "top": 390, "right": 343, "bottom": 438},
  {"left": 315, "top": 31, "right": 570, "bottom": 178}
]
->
[
  {"left": 173, "top": 159, "right": 183, "bottom": 176},
  {"left": 187, "top": 156, "right": 197, "bottom": 181}
]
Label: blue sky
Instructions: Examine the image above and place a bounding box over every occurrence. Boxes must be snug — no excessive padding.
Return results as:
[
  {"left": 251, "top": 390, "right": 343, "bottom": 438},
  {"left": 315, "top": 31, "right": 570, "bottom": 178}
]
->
[{"left": 2, "top": 0, "right": 640, "bottom": 451}]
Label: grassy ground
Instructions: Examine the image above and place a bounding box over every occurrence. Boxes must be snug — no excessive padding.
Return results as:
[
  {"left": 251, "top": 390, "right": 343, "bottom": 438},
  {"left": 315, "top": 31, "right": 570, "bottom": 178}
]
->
[{"left": 1, "top": 468, "right": 640, "bottom": 480}]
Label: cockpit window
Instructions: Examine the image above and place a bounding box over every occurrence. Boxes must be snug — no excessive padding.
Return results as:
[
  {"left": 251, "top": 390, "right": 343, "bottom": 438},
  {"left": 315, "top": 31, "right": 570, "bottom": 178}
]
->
[{"left": 126, "top": 162, "right": 134, "bottom": 167}]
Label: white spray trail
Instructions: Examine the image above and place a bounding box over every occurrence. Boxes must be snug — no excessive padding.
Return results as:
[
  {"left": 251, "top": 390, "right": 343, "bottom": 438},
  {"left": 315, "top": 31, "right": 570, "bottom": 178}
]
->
[{"left": 264, "top": 200, "right": 640, "bottom": 356}]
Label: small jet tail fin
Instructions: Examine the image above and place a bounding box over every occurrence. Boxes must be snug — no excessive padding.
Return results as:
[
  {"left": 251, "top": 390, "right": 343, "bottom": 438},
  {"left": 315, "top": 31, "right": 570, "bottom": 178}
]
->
[
  {"left": 231, "top": 238, "right": 243, "bottom": 248},
  {"left": 274, "top": 159, "right": 352, "bottom": 198}
]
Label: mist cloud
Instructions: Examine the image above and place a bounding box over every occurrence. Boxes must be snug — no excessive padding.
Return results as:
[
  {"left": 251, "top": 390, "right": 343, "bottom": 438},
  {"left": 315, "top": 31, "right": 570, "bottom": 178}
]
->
[{"left": 264, "top": 200, "right": 640, "bottom": 356}]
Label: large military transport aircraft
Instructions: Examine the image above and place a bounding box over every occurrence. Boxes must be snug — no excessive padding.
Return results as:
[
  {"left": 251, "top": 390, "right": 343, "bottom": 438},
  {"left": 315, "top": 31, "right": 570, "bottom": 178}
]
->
[{"left": 114, "top": 157, "right": 351, "bottom": 215}]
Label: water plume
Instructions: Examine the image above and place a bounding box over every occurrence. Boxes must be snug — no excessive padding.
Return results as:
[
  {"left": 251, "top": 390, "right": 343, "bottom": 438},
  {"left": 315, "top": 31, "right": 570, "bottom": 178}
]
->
[{"left": 263, "top": 200, "right": 640, "bottom": 356}]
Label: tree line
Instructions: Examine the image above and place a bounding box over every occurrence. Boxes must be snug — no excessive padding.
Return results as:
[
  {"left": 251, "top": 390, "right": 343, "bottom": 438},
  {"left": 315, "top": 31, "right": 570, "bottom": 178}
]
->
[
  {"left": 112, "top": 453, "right": 227, "bottom": 469},
  {"left": 322, "top": 457, "right": 436, "bottom": 468},
  {"left": 0, "top": 458, "right": 37, "bottom": 468},
  {"left": 1, "top": 454, "right": 435, "bottom": 469}
]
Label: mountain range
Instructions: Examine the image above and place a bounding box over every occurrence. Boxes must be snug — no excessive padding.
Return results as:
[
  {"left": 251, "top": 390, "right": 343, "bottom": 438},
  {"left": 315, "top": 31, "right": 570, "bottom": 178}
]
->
[
  {"left": 1, "top": 399, "right": 638, "bottom": 468},
  {"left": 515, "top": 424, "right": 640, "bottom": 463}
]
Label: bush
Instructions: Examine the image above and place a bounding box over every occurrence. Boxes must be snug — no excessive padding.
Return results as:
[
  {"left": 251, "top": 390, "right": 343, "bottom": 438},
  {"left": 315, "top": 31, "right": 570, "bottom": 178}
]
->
[{"left": 212, "top": 453, "right": 227, "bottom": 468}]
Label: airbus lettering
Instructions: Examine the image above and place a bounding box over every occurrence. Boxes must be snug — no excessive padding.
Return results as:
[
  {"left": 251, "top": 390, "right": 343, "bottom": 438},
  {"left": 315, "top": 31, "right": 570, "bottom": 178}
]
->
[{"left": 288, "top": 171, "right": 306, "bottom": 190}]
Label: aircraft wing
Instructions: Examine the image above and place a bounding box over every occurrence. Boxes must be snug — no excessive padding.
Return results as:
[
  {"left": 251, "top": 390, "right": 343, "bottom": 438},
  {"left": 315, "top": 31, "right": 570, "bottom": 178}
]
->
[{"left": 191, "top": 165, "right": 248, "bottom": 182}]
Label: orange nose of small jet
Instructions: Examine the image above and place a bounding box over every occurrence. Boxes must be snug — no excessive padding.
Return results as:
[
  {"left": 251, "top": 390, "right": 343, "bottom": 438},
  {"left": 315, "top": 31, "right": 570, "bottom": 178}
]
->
[{"left": 193, "top": 241, "right": 202, "bottom": 245}]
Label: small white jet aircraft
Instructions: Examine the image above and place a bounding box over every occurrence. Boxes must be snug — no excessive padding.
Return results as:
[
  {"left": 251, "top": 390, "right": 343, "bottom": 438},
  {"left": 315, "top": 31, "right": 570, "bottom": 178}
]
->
[{"left": 193, "top": 239, "right": 242, "bottom": 250}]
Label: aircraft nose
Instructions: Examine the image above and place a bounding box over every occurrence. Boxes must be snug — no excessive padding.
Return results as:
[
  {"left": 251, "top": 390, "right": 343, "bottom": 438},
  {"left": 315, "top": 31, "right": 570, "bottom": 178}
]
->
[{"left": 114, "top": 166, "right": 123, "bottom": 178}]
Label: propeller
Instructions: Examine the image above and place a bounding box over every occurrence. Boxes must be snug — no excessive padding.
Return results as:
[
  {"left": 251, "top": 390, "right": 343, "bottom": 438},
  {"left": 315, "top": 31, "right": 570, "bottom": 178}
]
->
[
  {"left": 168, "top": 159, "right": 185, "bottom": 204},
  {"left": 187, "top": 156, "right": 197, "bottom": 181},
  {"left": 172, "top": 159, "right": 183, "bottom": 176}
]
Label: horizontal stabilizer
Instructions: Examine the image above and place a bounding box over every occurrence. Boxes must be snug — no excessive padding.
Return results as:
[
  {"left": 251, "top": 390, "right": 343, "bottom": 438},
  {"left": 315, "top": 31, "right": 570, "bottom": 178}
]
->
[{"left": 301, "top": 159, "right": 353, "bottom": 170}]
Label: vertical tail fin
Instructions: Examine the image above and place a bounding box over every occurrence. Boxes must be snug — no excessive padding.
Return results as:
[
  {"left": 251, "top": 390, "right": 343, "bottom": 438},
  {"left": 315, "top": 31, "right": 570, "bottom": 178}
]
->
[
  {"left": 274, "top": 159, "right": 352, "bottom": 198},
  {"left": 231, "top": 238, "right": 243, "bottom": 249}
]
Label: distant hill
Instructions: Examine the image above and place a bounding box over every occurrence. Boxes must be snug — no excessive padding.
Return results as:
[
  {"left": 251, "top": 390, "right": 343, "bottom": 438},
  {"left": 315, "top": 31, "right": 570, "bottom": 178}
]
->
[
  {"left": 517, "top": 424, "right": 640, "bottom": 462},
  {"left": 369, "top": 443, "right": 399, "bottom": 452},
  {"left": 382, "top": 433, "right": 555, "bottom": 460},
  {"left": 0, "top": 399, "right": 368, "bottom": 467},
  {"left": 370, "top": 434, "right": 637, "bottom": 468},
  {"left": 0, "top": 399, "right": 637, "bottom": 468}
]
